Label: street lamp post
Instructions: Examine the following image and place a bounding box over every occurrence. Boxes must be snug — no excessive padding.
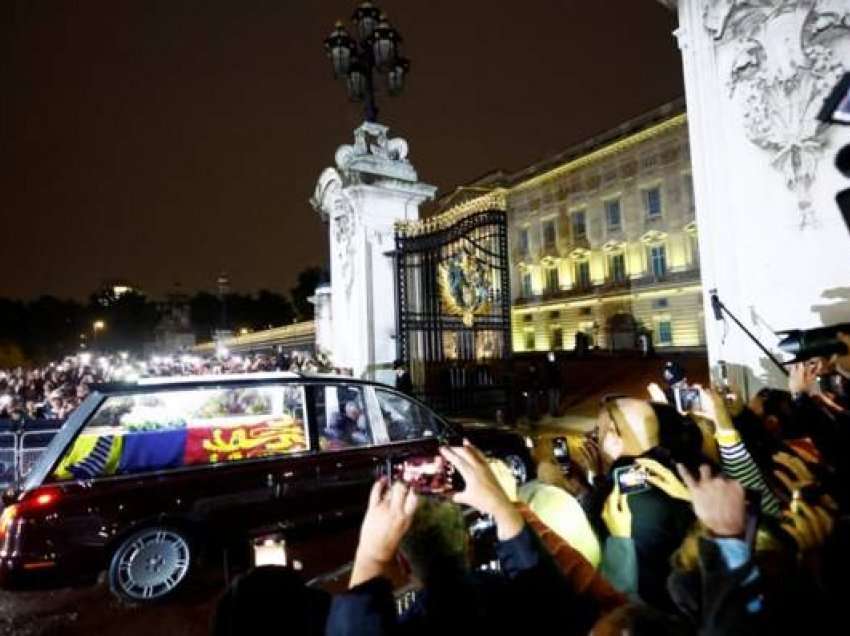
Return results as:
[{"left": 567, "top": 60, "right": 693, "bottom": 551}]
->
[
  {"left": 323, "top": 2, "right": 410, "bottom": 123},
  {"left": 92, "top": 320, "right": 105, "bottom": 350}
]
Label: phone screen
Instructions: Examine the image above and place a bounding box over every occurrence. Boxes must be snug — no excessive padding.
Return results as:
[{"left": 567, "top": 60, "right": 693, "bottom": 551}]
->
[
  {"left": 391, "top": 455, "right": 457, "bottom": 495},
  {"left": 674, "top": 386, "right": 702, "bottom": 413},
  {"left": 552, "top": 436, "right": 570, "bottom": 462},
  {"left": 613, "top": 464, "right": 651, "bottom": 495}
]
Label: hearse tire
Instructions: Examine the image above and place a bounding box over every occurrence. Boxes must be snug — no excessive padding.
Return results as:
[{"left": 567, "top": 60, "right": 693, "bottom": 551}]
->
[{"left": 108, "top": 526, "right": 193, "bottom": 604}]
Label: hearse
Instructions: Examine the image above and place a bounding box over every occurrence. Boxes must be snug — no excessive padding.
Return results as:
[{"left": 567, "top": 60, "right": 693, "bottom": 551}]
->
[{"left": 0, "top": 372, "right": 534, "bottom": 602}]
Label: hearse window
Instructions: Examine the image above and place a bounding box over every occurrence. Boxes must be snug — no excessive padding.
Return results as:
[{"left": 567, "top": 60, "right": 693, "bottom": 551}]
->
[
  {"left": 374, "top": 389, "right": 440, "bottom": 442},
  {"left": 51, "top": 384, "right": 308, "bottom": 481},
  {"left": 313, "top": 385, "right": 373, "bottom": 451}
]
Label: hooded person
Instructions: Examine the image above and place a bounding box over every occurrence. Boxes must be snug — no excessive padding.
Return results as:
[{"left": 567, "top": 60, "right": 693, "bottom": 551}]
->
[{"left": 595, "top": 398, "right": 700, "bottom": 610}]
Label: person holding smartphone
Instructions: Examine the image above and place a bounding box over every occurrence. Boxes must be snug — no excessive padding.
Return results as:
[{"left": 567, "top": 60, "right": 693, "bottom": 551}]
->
[
  {"left": 594, "top": 397, "right": 700, "bottom": 610},
  {"left": 326, "top": 440, "right": 596, "bottom": 636}
]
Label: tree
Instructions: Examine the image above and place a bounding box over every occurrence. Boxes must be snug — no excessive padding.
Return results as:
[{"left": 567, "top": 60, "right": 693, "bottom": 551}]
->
[
  {"left": 189, "top": 292, "right": 221, "bottom": 342},
  {"left": 0, "top": 341, "right": 27, "bottom": 367},
  {"left": 253, "top": 290, "right": 295, "bottom": 329},
  {"left": 26, "top": 296, "right": 88, "bottom": 362},
  {"left": 290, "top": 267, "right": 328, "bottom": 322},
  {"left": 87, "top": 291, "right": 160, "bottom": 354}
]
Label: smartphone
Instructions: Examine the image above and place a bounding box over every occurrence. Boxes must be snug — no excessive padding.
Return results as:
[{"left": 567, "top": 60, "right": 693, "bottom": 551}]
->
[
  {"left": 252, "top": 534, "right": 287, "bottom": 567},
  {"left": 673, "top": 385, "right": 702, "bottom": 412},
  {"left": 389, "top": 455, "right": 459, "bottom": 495},
  {"left": 552, "top": 436, "right": 571, "bottom": 472},
  {"left": 744, "top": 490, "right": 761, "bottom": 551},
  {"left": 613, "top": 463, "right": 651, "bottom": 495}
]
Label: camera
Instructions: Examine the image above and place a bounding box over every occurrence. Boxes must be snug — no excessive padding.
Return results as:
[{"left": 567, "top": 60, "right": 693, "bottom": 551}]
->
[
  {"left": 673, "top": 385, "right": 702, "bottom": 413},
  {"left": 384, "top": 455, "right": 461, "bottom": 495},
  {"left": 613, "top": 464, "right": 650, "bottom": 495},
  {"left": 551, "top": 436, "right": 571, "bottom": 474},
  {"left": 776, "top": 323, "right": 850, "bottom": 364}
]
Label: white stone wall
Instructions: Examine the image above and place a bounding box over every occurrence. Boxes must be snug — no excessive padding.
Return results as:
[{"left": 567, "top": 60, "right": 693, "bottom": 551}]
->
[
  {"left": 668, "top": 0, "right": 850, "bottom": 393},
  {"left": 312, "top": 123, "right": 436, "bottom": 381}
]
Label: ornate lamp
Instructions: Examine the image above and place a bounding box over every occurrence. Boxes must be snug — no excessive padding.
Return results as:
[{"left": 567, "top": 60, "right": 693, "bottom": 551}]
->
[
  {"left": 346, "top": 61, "right": 368, "bottom": 101},
  {"left": 323, "top": 3, "right": 410, "bottom": 122},
  {"left": 352, "top": 1, "right": 381, "bottom": 42},
  {"left": 369, "top": 16, "right": 401, "bottom": 71},
  {"left": 387, "top": 56, "right": 410, "bottom": 96},
  {"left": 324, "top": 21, "right": 356, "bottom": 78}
]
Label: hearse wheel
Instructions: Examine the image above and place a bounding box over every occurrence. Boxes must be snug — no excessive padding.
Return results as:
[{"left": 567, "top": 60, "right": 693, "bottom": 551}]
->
[
  {"left": 108, "top": 526, "right": 192, "bottom": 603},
  {"left": 502, "top": 453, "right": 530, "bottom": 485}
]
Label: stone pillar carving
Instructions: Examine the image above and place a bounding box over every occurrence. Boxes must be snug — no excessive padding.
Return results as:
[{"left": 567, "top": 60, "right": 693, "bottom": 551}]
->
[
  {"left": 311, "top": 122, "right": 437, "bottom": 381},
  {"left": 662, "top": 0, "right": 850, "bottom": 393},
  {"left": 309, "top": 283, "right": 333, "bottom": 358}
]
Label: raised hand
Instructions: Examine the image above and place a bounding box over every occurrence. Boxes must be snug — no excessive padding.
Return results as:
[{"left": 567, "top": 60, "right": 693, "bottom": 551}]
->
[
  {"left": 677, "top": 464, "right": 745, "bottom": 538},
  {"left": 602, "top": 482, "right": 631, "bottom": 538},
  {"left": 636, "top": 457, "right": 691, "bottom": 502},
  {"left": 647, "top": 382, "right": 668, "bottom": 404},
  {"left": 788, "top": 362, "right": 819, "bottom": 397},
  {"left": 350, "top": 478, "right": 419, "bottom": 588},
  {"left": 440, "top": 440, "right": 524, "bottom": 540},
  {"left": 693, "top": 385, "right": 735, "bottom": 431}
]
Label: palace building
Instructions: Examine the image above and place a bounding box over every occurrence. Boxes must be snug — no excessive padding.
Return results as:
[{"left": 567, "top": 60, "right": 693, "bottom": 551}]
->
[{"left": 432, "top": 98, "right": 704, "bottom": 354}]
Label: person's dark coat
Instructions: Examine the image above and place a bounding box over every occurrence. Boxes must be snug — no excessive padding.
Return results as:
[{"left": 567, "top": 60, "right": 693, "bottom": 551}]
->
[
  {"left": 325, "top": 525, "right": 595, "bottom": 636},
  {"left": 543, "top": 359, "right": 561, "bottom": 390},
  {"left": 667, "top": 538, "right": 767, "bottom": 636},
  {"left": 605, "top": 449, "right": 696, "bottom": 611}
]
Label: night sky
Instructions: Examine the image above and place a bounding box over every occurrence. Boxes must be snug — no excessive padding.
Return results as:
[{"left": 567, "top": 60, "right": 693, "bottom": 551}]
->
[{"left": 2, "top": 1, "right": 682, "bottom": 300}]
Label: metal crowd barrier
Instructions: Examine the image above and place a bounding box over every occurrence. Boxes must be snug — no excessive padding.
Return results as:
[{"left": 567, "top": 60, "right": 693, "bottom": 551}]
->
[{"left": 0, "top": 419, "right": 64, "bottom": 491}]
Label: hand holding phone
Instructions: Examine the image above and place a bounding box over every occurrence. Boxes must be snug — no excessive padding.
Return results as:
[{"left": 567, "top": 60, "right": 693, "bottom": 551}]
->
[
  {"left": 673, "top": 385, "right": 702, "bottom": 413},
  {"left": 389, "top": 455, "right": 459, "bottom": 495}
]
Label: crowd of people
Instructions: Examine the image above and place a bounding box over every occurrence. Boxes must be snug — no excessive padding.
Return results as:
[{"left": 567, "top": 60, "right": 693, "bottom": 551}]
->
[
  {"left": 0, "top": 349, "right": 335, "bottom": 424},
  {"left": 213, "top": 335, "right": 850, "bottom": 635},
  {"left": 3, "top": 334, "right": 850, "bottom": 634}
]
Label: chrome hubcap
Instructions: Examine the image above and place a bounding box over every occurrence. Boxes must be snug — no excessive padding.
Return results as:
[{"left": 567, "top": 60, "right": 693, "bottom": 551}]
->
[{"left": 116, "top": 530, "right": 190, "bottom": 600}]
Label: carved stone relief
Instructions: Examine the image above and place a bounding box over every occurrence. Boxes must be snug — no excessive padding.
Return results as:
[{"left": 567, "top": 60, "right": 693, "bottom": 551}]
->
[
  {"left": 703, "top": 0, "right": 849, "bottom": 226},
  {"left": 312, "top": 169, "right": 357, "bottom": 299}
]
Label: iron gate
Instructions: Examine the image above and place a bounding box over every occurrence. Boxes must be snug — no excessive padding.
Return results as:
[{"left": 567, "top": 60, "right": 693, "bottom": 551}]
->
[{"left": 395, "top": 206, "right": 511, "bottom": 417}]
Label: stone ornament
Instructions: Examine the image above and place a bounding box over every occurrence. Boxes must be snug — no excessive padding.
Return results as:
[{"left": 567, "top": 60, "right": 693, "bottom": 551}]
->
[
  {"left": 312, "top": 168, "right": 357, "bottom": 299},
  {"left": 334, "top": 121, "right": 416, "bottom": 182},
  {"left": 703, "top": 0, "right": 849, "bottom": 226}
]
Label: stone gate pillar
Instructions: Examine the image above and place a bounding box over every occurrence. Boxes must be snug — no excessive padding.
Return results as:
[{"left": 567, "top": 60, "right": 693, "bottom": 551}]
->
[
  {"left": 311, "top": 122, "right": 437, "bottom": 382},
  {"left": 659, "top": 0, "right": 850, "bottom": 394}
]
